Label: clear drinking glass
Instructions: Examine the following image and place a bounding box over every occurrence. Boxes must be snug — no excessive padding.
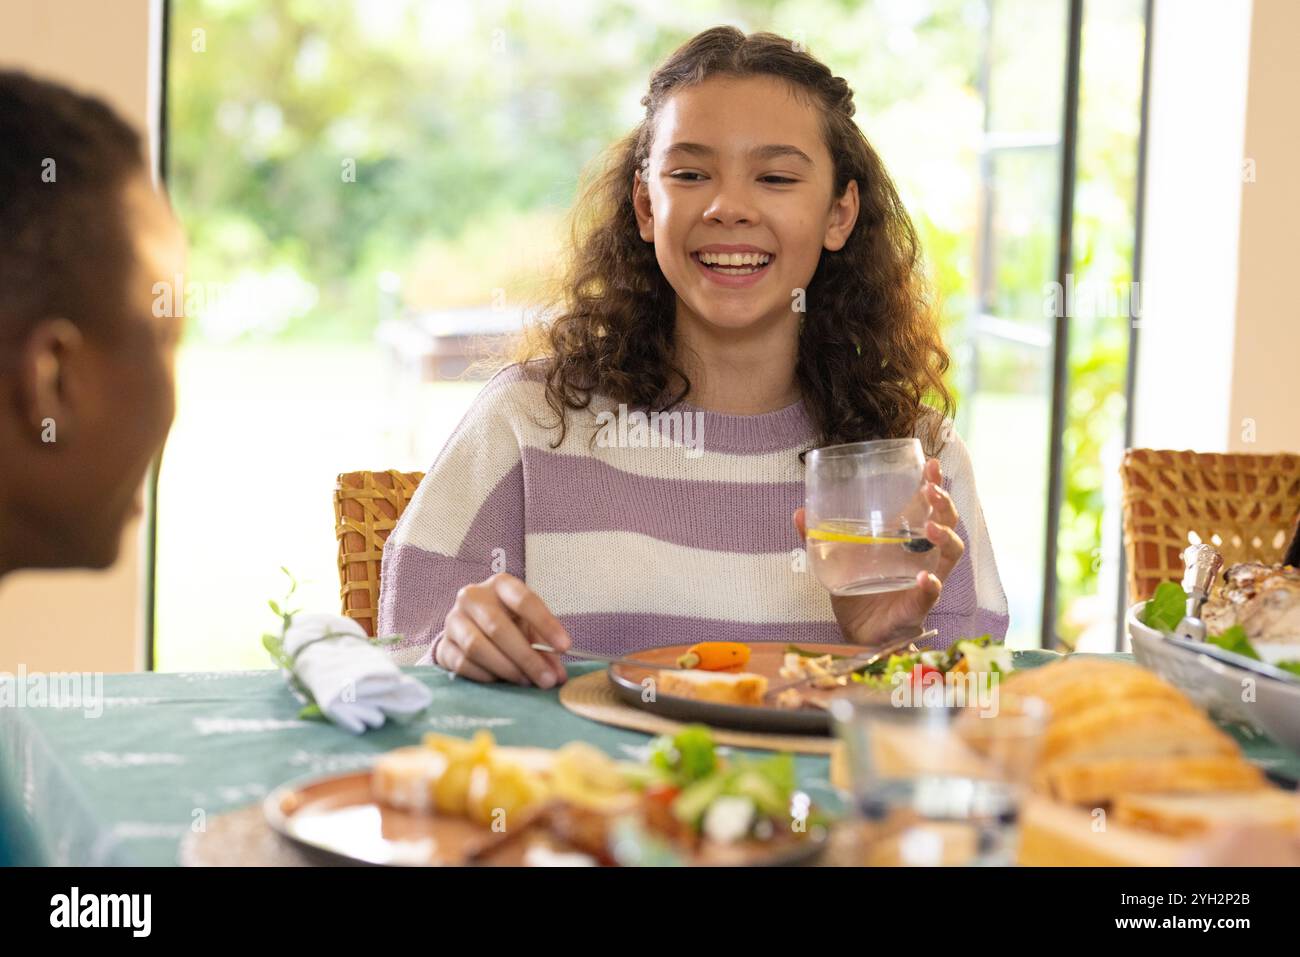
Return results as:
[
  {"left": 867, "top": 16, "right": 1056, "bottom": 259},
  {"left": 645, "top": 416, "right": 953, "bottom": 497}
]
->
[
  {"left": 830, "top": 688, "right": 1047, "bottom": 867},
  {"left": 804, "top": 438, "right": 939, "bottom": 596}
]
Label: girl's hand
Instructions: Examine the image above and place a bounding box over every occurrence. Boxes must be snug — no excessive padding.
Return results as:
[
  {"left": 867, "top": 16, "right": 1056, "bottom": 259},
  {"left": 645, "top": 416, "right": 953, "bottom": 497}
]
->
[
  {"left": 794, "top": 458, "right": 964, "bottom": 646},
  {"left": 434, "top": 572, "right": 571, "bottom": 688}
]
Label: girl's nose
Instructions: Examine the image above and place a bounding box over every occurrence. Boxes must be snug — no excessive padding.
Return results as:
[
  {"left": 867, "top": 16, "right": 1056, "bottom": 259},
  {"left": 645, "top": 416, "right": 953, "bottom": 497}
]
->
[{"left": 703, "top": 184, "right": 760, "bottom": 225}]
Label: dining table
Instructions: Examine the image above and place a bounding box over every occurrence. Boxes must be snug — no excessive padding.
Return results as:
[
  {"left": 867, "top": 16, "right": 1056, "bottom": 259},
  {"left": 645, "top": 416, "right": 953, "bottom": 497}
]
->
[{"left": 1, "top": 652, "right": 1297, "bottom": 866}]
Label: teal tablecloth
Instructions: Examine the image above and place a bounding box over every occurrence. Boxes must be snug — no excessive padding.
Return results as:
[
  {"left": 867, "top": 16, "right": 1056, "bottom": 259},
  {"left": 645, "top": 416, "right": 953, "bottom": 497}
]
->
[{"left": 1, "top": 653, "right": 1296, "bottom": 866}]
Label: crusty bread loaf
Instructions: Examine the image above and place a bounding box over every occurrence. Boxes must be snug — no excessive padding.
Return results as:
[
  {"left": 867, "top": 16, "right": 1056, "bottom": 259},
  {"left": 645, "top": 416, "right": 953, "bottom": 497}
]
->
[
  {"left": 1005, "top": 657, "right": 1147, "bottom": 697},
  {"left": 657, "top": 669, "right": 768, "bottom": 706},
  {"left": 1011, "top": 658, "right": 1268, "bottom": 807},
  {"left": 1007, "top": 659, "right": 1186, "bottom": 723},
  {"left": 1040, "top": 698, "right": 1237, "bottom": 765},
  {"left": 1112, "top": 789, "right": 1300, "bottom": 838},
  {"left": 1038, "top": 754, "right": 1267, "bottom": 805}
]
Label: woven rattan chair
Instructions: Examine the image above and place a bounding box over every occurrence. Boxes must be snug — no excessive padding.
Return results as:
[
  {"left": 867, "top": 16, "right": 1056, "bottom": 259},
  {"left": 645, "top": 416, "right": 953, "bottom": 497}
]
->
[
  {"left": 334, "top": 470, "right": 424, "bottom": 636},
  {"left": 1120, "top": 449, "right": 1300, "bottom": 604}
]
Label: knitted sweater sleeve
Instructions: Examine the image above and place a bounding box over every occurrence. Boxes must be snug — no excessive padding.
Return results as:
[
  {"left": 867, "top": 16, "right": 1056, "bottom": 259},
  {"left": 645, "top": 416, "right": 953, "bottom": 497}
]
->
[
  {"left": 927, "top": 423, "right": 1011, "bottom": 642},
  {"left": 378, "top": 368, "right": 527, "bottom": 666}
]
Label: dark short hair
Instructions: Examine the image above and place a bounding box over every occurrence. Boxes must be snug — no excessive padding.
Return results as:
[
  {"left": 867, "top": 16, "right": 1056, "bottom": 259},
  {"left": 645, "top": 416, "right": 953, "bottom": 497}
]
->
[{"left": 0, "top": 70, "right": 148, "bottom": 348}]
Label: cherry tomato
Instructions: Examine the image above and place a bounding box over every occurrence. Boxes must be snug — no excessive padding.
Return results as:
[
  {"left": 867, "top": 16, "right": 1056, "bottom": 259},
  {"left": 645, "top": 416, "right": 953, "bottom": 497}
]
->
[
  {"left": 644, "top": 782, "right": 681, "bottom": 807},
  {"left": 908, "top": 663, "right": 943, "bottom": 688}
]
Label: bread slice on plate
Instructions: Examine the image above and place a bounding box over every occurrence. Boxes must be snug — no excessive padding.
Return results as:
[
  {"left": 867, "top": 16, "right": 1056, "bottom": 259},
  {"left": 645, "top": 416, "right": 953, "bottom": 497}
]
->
[
  {"left": 1112, "top": 789, "right": 1300, "bottom": 838},
  {"left": 657, "top": 669, "right": 768, "bottom": 706},
  {"left": 1037, "top": 753, "right": 1268, "bottom": 806},
  {"left": 1005, "top": 658, "right": 1149, "bottom": 698},
  {"left": 1008, "top": 664, "right": 1187, "bottom": 723},
  {"left": 371, "top": 745, "right": 445, "bottom": 812},
  {"left": 1040, "top": 698, "right": 1237, "bottom": 765}
]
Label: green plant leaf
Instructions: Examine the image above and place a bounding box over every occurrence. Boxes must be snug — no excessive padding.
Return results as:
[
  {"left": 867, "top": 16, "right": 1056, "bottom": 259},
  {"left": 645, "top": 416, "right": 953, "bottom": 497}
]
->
[
  {"left": 262, "top": 633, "right": 292, "bottom": 670},
  {"left": 1141, "top": 581, "right": 1187, "bottom": 632},
  {"left": 1208, "top": 624, "right": 1260, "bottom": 661}
]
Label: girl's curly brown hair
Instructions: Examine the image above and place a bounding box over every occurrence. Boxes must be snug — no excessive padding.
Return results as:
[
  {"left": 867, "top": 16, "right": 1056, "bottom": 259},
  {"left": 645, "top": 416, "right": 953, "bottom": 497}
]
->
[{"left": 514, "top": 25, "right": 954, "bottom": 459}]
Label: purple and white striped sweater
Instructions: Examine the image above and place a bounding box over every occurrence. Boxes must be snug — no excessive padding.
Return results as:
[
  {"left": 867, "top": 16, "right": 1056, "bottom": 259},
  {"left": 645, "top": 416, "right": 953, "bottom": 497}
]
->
[{"left": 380, "top": 362, "right": 1009, "bottom": 666}]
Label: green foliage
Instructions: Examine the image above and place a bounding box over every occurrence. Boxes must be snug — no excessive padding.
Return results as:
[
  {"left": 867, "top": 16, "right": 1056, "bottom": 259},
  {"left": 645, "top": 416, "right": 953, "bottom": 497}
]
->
[{"left": 260, "top": 566, "right": 405, "bottom": 721}]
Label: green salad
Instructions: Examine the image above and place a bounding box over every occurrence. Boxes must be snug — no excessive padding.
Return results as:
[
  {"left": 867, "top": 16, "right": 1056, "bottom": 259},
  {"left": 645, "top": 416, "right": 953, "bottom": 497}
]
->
[
  {"left": 623, "top": 725, "right": 828, "bottom": 844},
  {"left": 785, "top": 634, "right": 1014, "bottom": 689}
]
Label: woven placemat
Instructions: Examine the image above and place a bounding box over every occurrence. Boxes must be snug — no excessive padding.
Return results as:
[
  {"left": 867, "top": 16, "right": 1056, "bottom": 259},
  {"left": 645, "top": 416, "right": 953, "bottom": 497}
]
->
[
  {"left": 179, "top": 803, "right": 315, "bottom": 867},
  {"left": 557, "top": 669, "right": 838, "bottom": 755}
]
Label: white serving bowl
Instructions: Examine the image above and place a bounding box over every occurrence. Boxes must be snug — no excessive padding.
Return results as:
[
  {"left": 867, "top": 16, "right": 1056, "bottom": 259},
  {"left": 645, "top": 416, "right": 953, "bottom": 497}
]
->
[{"left": 1127, "top": 602, "right": 1300, "bottom": 757}]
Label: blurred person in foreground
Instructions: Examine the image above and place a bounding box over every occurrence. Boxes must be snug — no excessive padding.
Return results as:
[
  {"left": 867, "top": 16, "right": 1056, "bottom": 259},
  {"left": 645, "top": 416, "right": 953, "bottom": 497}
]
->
[{"left": 0, "top": 70, "right": 185, "bottom": 865}]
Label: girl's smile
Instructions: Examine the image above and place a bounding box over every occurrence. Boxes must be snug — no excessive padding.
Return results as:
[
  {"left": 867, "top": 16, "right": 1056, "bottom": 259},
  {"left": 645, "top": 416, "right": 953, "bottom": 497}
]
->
[{"left": 690, "top": 244, "right": 776, "bottom": 288}]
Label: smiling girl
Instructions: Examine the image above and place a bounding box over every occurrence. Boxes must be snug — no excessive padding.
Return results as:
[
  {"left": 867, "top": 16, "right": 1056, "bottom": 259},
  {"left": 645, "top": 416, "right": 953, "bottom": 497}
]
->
[{"left": 380, "top": 27, "right": 1008, "bottom": 684}]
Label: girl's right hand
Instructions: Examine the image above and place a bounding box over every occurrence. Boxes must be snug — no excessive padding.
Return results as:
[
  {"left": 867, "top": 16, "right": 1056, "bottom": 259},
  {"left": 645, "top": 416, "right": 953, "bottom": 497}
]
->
[{"left": 433, "top": 572, "right": 571, "bottom": 688}]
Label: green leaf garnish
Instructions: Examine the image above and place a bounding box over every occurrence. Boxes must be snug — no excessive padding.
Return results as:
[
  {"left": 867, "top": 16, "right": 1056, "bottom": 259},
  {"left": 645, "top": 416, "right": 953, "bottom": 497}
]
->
[
  {"left": 1142, "top": 581, "right": 1187, "bottom": 632},
  {"left": 649, "top": 724, "right": 717, "bottom": 786},
  {"left": 1208, "top": 624, "right": 1261, "bottom": 660}
]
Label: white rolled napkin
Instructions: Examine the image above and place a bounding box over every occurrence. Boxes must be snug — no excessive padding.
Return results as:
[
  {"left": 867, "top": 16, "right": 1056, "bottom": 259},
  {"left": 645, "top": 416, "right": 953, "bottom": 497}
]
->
[{"left": 282, "top": 612, "right": 433, "bottom": 734}]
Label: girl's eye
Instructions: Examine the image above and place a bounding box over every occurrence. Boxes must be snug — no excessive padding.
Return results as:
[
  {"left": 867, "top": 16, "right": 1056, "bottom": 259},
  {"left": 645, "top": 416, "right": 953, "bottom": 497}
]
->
[{"left": 667, "top": 172, "right": 798, "bottom": 184}]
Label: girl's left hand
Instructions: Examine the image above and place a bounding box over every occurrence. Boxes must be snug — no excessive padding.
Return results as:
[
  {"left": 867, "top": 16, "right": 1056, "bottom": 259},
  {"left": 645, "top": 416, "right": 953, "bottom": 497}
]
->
[{"left": 793, "top": 457, "right": 965, "bottom": 646}]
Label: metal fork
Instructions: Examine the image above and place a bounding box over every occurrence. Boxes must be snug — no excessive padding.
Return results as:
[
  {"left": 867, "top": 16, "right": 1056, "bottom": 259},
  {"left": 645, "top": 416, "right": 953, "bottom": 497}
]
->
[
  {"left": 763, "top": 626, "right": 940, "bottom": 699},
  {"left": 528, "top": 643, "right": 667, "bottom": 670}
]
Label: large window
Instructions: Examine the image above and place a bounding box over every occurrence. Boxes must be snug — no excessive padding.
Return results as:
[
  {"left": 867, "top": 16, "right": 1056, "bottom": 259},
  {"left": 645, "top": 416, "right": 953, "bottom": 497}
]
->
[{"left": 159, "top": 0, "right": 1148, "bottom": 669}]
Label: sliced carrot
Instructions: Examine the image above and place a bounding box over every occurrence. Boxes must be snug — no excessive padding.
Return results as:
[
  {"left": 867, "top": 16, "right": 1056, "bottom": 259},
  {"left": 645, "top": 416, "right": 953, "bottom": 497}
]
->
[{"left": 677, "top": 641, "right": 751, "bottom": 672}]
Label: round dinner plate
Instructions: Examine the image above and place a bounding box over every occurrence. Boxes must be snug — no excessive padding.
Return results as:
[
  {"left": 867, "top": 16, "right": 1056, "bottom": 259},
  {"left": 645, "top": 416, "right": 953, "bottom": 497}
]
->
[
  {"left": 607, "top": 641, "right": 869, "bottom": 735},
  {"left": 264, "top": 761, "right": 549, "bottom": 867},
  {"left": 264, "top": 756, "right": 831, "bottom": 866}
]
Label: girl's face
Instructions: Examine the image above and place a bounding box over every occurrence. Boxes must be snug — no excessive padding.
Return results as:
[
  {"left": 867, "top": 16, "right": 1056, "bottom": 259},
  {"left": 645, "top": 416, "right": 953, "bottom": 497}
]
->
[{"left": 634, "top": 74, "right": 859, "bottom": 337}]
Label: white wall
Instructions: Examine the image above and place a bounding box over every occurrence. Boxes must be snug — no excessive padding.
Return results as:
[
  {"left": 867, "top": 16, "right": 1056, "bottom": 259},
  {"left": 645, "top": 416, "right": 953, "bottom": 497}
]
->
[
  {"left": 1132, "top": 0, "right": 1254, "bottom": 453},
  {"left": 1228, "top": 0, "right": 1300, "bottom": 455},
  {"left": 1134, "top": 0, "right": 1300, "bottom": 457}
]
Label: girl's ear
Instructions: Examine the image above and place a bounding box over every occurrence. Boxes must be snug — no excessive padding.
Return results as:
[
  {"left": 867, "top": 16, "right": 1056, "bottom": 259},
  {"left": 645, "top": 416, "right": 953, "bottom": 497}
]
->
[
  {"left": 632, "top": 170, "right": 654, "bottom": 243},
  {"left": 823, "top": 178, "right": 860, "bottom": 252}
]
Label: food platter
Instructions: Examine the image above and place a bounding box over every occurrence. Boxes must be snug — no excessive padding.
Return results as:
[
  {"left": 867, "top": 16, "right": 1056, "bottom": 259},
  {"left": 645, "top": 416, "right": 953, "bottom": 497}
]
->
[
  {"left": 606, "top": 638, "right": 1018, "bottom": 736},
  {"left": 264, "top": 736, "right": 831, "bottom": 867}
]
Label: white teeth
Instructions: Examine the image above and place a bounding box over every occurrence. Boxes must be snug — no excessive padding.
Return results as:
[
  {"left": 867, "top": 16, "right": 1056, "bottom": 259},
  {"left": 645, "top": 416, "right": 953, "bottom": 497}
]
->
[{"left": 697, "top": 251, "right": 771, "bottom": 267}]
